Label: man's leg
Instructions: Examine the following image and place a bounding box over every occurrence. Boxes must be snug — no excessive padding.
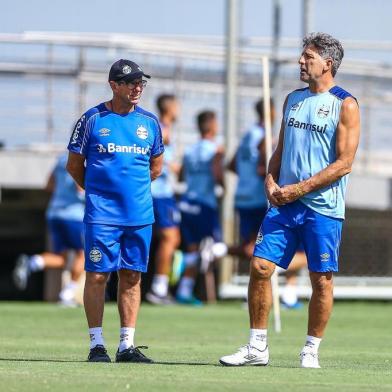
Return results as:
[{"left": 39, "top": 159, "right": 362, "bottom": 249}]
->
[
  {"left": 176, "top": 243, "right": 201, "bottom": 305},
  {"left": 116, "top": 269, "right": 153, "bottom": 363},
  {"left": 148, "top": 227, "right": 180, "bottom": 303},
  {"left": 300, "top": 271, "right": 333, "bottom": 368},
  {"left": 59, "top": 249, "right": 85, "bottom": 305},
  {"left": 308, "top": 271, "right": 334, "bottom": 337},
  {"left": 219, "top": 256, "right": 274, "bottom": 366},
  {"left": 248, "top": 257, "right": 275, "bottom": 328},
  {"left": 84, "top": 271, "right": 111, "bottom": 362},
  {"left": 117, "top": 269, "right": 141, "bottom": 329}
]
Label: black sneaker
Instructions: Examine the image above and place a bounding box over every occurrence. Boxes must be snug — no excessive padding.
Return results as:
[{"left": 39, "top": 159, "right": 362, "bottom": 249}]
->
[
  {"left": 115, "top": 345, "right": 153, "bottom": 363},
  {"left": 87, "top": 345, "right": 111, "bottom": 362}
]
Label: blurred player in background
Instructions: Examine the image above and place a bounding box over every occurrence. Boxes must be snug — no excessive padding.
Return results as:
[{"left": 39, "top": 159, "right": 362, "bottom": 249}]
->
[
  {"left": 228, "top": 98, "right": 306, "bottom": 309},
  {"left": 220, "top": 33, "right": 360, "bottom": 368},
  {"left": 177, "top": 110, "right": 225, "bottom": 305},
  {"left": 67, "top": 59, "right": 164, "bottom": 363},
  {"left": 146, "top": 94, "right": 181, "bottom": 305},
  {"left": 13, "top": 153, "right": 85, "bottom": 306}
]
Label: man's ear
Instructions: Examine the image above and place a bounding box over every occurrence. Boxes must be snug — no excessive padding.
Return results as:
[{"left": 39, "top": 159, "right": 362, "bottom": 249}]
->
[
  {"left": 109, "top": 81, "right": 117, "bottom": 92},
  {"left": 324, "top": 58, "right": 333, "bottom": 74}
]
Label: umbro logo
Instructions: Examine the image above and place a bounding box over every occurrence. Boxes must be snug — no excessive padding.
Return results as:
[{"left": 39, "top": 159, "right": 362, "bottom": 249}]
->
[
  {"left": 244, "top": 354, "right": 257, "bottom": 360},
  {"left": 99, "top": 128, "right": 111, "bottom": 137}
]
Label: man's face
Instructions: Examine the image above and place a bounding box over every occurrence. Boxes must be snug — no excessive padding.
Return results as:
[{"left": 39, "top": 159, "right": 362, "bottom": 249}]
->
[
  {"left": 111, "top": 78, "right": 146, "bottom": 105},
  {"left": 168, "top": 100, "right": 180, "bottom": 123},
  {"left": 298, "top": 45, "right": 331, "bottom": 83}
]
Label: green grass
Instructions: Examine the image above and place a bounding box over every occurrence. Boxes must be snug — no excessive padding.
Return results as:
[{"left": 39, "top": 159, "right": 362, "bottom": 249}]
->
[{"left": 0, "top": 301, "right": 391, "bottom": 391}]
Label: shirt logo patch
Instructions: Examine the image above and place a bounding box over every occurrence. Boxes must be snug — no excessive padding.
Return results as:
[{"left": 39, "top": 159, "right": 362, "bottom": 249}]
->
[
  {"left": 255, "top": 230, "right": 263, "bottom": 245},
  {"left": 136, "top": 126, "right": 148, "bottom": 140},
  {"left": 89, "top": 247, "right": 102, "bottom": 263},
  {"left": 99, "top": 128, "right": 111, "bottom": 137},
  {"left": 122, "top": 65, "right": 132, "bottom": 74},
  {"left": 317, "top": 104, "right": 330, "bottom": 118}
]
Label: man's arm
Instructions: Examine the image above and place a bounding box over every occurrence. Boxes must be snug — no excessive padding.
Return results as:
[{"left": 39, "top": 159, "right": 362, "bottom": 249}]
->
[
  {"left": 274, "top": 97, "right": 360, "bottom": 205},
  {"left": 212, "top": 145, "right": 225, "bottom": 186},
  {"left": 226, "top": 151, "right": 237, "bottom": 174},
  {"left": 264, "top": 96, "right": 288, "bottom": 206},
  {"left": 66, "top": 152, "right": 86, "bottom": 189},
  {"left": 150, "top": 153, "right": 164, "bottom": 181}
]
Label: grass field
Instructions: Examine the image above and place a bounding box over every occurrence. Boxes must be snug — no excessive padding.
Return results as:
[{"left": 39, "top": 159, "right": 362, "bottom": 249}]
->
[{"left": 0, "top": 301, "right": 391, "bottom": 392}]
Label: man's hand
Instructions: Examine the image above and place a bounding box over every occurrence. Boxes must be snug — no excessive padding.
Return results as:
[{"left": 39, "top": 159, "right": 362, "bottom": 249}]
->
[
  {"left": 265, "top": 174, "right": 282, "bottom": 206},
  {"left": 272, "top": 183, "right": 302, "bottom": 205}
]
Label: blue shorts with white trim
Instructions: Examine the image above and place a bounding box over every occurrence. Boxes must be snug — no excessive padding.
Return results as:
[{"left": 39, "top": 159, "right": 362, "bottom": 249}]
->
[
  {"left": 84, "top": 223, "right": 152, "bottom": 273},
  {"left": 253, "top": 201, "right": 343, "bottom": 273}
]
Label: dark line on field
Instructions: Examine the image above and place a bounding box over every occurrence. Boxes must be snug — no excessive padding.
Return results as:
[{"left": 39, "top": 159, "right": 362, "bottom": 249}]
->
[
  {"left": 152, "top": 361, "right": 218, "bottom": 366},
  {"left": 0, "top": 358, "right": 85, "bottom": 363}
]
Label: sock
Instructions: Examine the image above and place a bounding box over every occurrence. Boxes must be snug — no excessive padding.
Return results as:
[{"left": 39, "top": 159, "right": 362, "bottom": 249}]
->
[
  {"left": 151, "top": 274, "right": 169, "bottom": 297},
  {"left": 281, "top": 284, "right": 298, "bottom": 306},
  {"left": 59, "top": 281, "right": 78, "bottom": 302},
  {"left": 29, "top": 255, "right": 45, "bottom": 272},
  {"left": 177, "top": 276, "right": 195, "bottom": 298},
  {"left": 303, "top": 335, "right": 322, "bottom": 353},
  {"left": 119, "top": 327, "right": 135, "bottom": 352},
  {"left": 89, "top": 327, "right": 105, "bottom": 349},
  {"left": 249, "top": 328, "right": 267, "bottom": 350}
]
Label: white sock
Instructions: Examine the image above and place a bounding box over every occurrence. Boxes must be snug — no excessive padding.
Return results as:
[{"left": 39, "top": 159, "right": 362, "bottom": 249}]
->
[
  {"left": 249, "top": 328, "right": 267, "bottom": 350},
  {"left": 177, "top": 276, "right": 195, "bottom": 298},
  {"left": 281, "top": 284, "right": 298, "bottom": 306},
  {"left": 89, "top": 327, "right": 105, "bottom": 349},
  {"left": 29, "top": 255, "right": 45, "bottom": 272},
  {"left": 151, "top": 274, "right": 169, "bottom": 297},
  {"left": 303, "top": 335, "right": 322, "bottom": 353},
  {"left": 119, "top": 327, "right": 135, "bottom": 352}
]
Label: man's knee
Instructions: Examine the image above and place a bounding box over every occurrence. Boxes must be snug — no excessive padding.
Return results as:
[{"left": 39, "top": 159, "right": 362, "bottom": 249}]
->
[
  {"left": 119, "top": 269, "right": 141, "bottom": 287},
  {"left": 310, "top": 272, "right": 333, "bottom": 295},
  {"left": 161, "top": 228, "right": 180, "bottom": 248},
  {"left": 250, "top": 257, "right": 275, "bottom": 280},
  {"left": 86, "top": 272, "right": 109, "bottom": 286}
]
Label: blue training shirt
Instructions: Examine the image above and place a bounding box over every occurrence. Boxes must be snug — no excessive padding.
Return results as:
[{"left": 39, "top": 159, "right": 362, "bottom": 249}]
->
[
  {"left": 280, "top": 86, "right": 357, "bottom": 219},
  {"left": 46, "top": 153, "right": 85, "bottom": 222},
  {"left": 182, "top": 139, "right": 220, "bottom": 209},
  {"left": 234, "top": 124, "right": 268, "bottom": 209},
  {"left": 67, "top": 103, "right": 164, "bottom": 226}
]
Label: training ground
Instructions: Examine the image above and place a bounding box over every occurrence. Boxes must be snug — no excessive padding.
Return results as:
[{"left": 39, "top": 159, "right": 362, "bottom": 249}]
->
[{"left": 0, "top": 301, "right": 390, "bottom": 391}]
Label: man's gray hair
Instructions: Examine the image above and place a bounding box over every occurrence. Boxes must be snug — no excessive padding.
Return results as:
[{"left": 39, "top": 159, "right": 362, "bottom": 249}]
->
[{"left": 303, "top": 33, "right": 344, "bottom": 77}]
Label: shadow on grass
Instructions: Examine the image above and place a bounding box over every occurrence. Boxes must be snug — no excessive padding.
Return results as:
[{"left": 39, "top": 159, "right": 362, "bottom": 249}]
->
[
  {"left": 0, "top": 357, "right": 299, "bottom": 368},
  {"left": 0, "top": 357, "right": 217, "bottom": 366}
]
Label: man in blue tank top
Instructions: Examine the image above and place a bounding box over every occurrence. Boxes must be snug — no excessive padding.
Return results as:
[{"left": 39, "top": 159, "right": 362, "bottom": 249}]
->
[
  {"left": 146, "top": 94, "right": 181, "bottom": 305},
  {"left": 13, "top": 153, "right": 85, "bottom": 306},
  {"left": 177, "top": 110, "right": 224, "bottom": 305},
  {"left": 220, "top": 33, "right": 360, "bottom": 368},
  {"left": 67, "top": 59, "right": 164, "bottom": 363},
  {"left": 228, "top": 98, "right": 306, "bottom": 309}
]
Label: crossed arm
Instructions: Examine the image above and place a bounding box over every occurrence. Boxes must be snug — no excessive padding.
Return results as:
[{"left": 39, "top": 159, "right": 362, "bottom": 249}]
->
[
  {"left": 66, "top": 150, "right": 164, "bottom": 188},
  {"left": 265, "top": 97, "right": 360, "bottom": 206}
]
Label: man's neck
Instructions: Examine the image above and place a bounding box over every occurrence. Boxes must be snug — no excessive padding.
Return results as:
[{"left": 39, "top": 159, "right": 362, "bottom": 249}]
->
[
  {"left": 308, "top": 76, "right": 335, "bottom": 94},
  {"left": 108, "top": 98, "right": 135, "bottom": 114}
]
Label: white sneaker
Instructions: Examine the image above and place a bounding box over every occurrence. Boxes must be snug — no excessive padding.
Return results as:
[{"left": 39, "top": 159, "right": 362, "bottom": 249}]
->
[
  {"left": 300, "top": 349, "right": 321, "bottom": 368},
  {"left": 13, "top": 254, "right": 30, "bottom": 290},
  {"left": 219, "top": 344, "right": 269, "bottom": 366}
]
